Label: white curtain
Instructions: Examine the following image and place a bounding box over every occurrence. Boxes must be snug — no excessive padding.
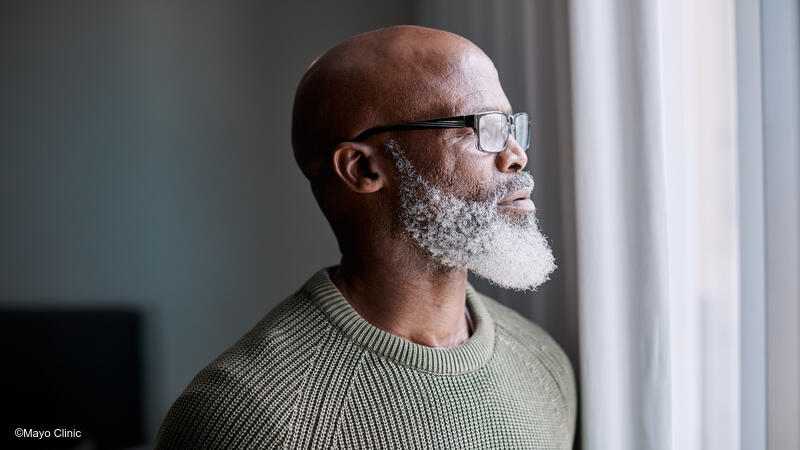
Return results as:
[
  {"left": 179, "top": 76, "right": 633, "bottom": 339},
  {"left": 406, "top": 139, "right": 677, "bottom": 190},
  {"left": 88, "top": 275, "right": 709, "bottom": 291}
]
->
[
  {"left": 570, "top": 0, "right": 739, "bottom": 449},
  {"left": 569, "top": 0, "right": 671, "bottom": 447}
]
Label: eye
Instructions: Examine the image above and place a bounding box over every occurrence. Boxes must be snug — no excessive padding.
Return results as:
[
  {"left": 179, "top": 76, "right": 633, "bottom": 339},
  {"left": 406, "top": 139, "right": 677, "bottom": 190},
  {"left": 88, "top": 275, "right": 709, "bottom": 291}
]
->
[{"left": 455, "top": 129, "right": 475, "bottom": 139}]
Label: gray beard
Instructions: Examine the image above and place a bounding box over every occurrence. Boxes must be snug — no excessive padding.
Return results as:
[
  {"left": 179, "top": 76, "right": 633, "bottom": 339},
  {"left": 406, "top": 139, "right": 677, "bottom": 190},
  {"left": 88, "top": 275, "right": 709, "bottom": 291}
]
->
[{"left": 386, "top": 140, "right": 556, "bottom": 291}]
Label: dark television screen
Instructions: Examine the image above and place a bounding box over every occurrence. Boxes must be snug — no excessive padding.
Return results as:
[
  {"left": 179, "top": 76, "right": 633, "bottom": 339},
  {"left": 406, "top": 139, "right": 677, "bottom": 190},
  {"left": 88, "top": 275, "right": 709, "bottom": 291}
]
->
[{"left": 0, "top": 309, "right": 143, "bottom": 449}]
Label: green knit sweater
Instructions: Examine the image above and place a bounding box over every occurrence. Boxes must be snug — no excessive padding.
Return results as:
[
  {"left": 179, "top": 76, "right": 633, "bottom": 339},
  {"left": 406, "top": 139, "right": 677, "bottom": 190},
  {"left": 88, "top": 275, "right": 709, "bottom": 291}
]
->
[{"left": 156, "top": 267, "right": 577, "bottom": 449}]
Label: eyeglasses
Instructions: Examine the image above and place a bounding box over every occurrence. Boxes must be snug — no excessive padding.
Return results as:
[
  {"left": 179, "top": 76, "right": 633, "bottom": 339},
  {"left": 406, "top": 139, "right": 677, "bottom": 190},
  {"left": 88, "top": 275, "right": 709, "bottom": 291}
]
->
[{"left": 350, "top": 111, "right": 531, "bottom": 153}]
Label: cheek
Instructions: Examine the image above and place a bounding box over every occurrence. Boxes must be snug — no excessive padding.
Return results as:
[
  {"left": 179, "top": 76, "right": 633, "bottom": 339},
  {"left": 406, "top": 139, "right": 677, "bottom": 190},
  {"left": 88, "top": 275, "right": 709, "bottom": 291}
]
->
[
  {"left": 399, "top": 133, "right": 498, "bottom": 199},
  {"left": 439, "top": 151, "right": 497, "bottom": 199}
]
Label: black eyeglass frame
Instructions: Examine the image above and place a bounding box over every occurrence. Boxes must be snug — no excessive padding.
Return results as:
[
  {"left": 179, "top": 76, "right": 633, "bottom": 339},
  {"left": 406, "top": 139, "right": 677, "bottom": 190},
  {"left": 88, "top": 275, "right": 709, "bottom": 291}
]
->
[{"left": 349, "top": 111, "right": 531, "bottom": 153}]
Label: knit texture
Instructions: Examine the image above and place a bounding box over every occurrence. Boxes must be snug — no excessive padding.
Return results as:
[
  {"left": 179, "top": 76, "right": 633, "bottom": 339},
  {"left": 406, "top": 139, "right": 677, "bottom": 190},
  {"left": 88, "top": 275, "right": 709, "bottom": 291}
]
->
[{"left": 156, "top": 266, "right": 577, "bottom": 449}]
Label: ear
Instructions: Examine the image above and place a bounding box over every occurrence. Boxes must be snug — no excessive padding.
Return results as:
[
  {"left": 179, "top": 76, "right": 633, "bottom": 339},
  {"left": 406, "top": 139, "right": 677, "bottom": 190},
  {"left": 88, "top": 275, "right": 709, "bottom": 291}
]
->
[{"left": 331, "top": 141, "right": 387, "bottom": 193}]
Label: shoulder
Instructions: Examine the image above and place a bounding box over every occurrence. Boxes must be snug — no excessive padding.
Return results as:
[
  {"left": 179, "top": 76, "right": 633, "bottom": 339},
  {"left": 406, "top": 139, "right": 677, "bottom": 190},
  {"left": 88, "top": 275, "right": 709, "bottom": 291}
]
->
[
  {"left": 156, "top": 290, "right": 328, "bottom": 449},
  {"left": 480, "top": 294, "right": 567, "bottom": 357},
  {"left": 478, "top": 292, "right": 565, "bottom": 354}
]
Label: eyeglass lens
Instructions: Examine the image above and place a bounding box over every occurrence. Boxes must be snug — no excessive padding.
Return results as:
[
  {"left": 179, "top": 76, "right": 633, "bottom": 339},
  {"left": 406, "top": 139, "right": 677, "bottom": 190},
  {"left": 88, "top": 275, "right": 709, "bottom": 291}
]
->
[
  {"left": 513, "top": 112, "right": 530, "bottom": 151},
  {"left": 478, "top": 112, "right": 530, "bottom": 152},
  {"left": 478, "top": 113, "right": 508, "bottom": 152}
]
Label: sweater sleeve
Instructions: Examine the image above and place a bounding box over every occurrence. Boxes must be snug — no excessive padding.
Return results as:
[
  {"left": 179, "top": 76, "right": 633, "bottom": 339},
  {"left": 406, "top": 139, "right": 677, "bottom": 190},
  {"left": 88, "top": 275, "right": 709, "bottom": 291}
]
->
[
  {"left": 155, "top": 379, "right": 222, "bottom": 449},
  {"left": 541, "top": 333, "right": 578, "bottom": 447},
  {"left": 154, "top": 364, "right": 287, "bottom": 449},
  {"left": 516, "top": 320, "right": 577, "bottom": 448},
  {"left": 482, "top": 295, "right": 579, "bottom": 448},
  {"left": 155, "top": 361, "right": 293, "bottom": 449}
]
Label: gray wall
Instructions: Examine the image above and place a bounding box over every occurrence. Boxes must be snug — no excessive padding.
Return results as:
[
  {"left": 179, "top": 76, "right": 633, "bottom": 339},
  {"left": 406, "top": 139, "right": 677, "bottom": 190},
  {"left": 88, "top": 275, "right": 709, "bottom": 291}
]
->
[{"left": 0, "top": 0, "right": 412, "bottom": 441}]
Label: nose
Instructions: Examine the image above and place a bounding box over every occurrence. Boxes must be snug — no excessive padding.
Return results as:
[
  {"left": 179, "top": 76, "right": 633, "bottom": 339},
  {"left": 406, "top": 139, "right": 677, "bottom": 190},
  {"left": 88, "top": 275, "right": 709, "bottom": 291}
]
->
[{"left": 495, "top": 136, "right": 528, "bottom": 173}]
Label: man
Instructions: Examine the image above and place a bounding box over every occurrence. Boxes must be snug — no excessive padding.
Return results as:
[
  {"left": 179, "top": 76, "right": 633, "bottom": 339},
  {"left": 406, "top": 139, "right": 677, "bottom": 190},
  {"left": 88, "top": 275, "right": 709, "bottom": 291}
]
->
[{"left": 157, "top": 25, "right": 577, "bottom": 449}]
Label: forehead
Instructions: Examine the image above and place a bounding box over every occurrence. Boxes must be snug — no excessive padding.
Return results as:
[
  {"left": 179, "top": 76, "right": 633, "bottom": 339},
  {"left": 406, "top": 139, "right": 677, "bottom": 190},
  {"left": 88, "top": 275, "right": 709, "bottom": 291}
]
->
[{"left": 435, "top": 51, "right": 513, "bottom": 117}]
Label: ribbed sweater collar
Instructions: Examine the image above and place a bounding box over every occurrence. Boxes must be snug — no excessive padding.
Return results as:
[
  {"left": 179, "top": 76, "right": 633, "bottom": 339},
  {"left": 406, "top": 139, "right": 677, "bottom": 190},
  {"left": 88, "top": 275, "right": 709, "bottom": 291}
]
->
[{"left": 301, "top": 266, "right": 496, "bottom": 375}]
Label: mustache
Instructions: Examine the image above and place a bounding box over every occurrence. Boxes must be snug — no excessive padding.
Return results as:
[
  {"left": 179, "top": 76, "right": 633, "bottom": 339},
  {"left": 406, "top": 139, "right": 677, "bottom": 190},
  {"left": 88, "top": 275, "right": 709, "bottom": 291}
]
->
[{"left": 484, "top": 171, "right": 535, "bottom": 203}]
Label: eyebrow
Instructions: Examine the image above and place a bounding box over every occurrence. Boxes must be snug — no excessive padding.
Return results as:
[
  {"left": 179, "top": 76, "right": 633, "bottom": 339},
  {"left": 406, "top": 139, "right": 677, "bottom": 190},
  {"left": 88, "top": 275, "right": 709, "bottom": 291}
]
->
[{"left": 472, "top": 106, "right": 513, "bottom": 115}]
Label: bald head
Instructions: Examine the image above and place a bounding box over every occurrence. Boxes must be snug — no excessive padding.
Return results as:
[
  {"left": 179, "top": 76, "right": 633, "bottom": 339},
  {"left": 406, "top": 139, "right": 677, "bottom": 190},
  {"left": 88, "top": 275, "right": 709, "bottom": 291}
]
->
[
  {"left": 291, "top": 25, "right": 503, "bottom": 181},
  {"left": 288, "top": 25, "right": 535, "bottom": 275}
]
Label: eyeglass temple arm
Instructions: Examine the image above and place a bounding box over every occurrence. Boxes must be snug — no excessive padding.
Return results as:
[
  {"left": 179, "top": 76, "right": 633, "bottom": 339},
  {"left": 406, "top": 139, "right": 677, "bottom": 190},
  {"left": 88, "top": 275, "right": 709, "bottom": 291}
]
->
[{"left": 350, "top": 115, "right": 475, "bottom": 142}]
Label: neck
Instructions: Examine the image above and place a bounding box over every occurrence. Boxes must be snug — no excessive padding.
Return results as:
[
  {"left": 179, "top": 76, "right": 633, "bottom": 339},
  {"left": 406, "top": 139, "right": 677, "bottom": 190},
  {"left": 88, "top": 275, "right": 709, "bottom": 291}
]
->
[{"left": 331, "top": 248, "right": 471, "bottom": 349}]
